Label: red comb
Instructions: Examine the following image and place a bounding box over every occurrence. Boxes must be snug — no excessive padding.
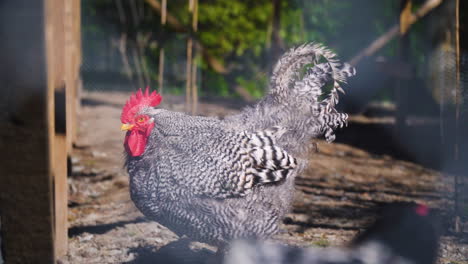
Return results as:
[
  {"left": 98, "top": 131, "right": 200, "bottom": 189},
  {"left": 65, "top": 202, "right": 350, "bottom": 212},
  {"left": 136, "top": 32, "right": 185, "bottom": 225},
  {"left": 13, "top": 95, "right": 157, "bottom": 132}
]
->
[
  {"left": 121, "top": 87, "right": 162, "bottom": 123},
  {"left": 415, "top": 204, "right": 429, "bottom": 216}
]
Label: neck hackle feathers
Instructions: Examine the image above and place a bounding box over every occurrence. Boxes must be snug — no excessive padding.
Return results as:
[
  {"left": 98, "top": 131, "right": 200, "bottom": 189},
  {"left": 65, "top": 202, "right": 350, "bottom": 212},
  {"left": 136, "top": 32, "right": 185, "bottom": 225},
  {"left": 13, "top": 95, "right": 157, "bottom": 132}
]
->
[{"left": 121, "top": 87, "right": 162, "bottom": 124}]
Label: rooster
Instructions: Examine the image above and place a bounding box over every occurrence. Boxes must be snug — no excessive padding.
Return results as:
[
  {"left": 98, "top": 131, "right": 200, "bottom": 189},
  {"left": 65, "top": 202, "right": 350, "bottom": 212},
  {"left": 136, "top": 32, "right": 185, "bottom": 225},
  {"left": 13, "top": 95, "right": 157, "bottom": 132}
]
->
[
  {"left": 121, "top": 43, "right": 356, "bottom": 248},
  {"left": 225, "top": 203, "right": 439, "bottom": 264}
]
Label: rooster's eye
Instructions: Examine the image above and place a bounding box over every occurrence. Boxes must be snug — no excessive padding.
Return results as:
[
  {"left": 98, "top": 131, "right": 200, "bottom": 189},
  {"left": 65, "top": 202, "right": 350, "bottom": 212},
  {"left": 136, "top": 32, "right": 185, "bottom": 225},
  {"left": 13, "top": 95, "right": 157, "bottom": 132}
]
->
[{"left": 137, "top": 117, "right": 146, "bottom": 123}]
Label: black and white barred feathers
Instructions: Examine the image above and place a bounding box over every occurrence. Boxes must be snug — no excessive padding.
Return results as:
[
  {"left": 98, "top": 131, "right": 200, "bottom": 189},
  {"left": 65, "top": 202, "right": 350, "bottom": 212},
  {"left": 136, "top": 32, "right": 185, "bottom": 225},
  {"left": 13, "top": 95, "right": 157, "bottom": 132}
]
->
[
  {"left": 125, "top": 43, "right": 356, "bottom": 246},
  {"left": 242, "top": 127, "right": 297, "bottom": 188}
]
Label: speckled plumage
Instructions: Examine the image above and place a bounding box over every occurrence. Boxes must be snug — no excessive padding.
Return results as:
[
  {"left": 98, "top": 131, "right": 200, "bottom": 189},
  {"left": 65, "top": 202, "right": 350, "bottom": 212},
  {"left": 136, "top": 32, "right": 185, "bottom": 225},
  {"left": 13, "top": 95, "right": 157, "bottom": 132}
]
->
[{"left": 124, "top": 43, "right": 356, "bottom": 246}]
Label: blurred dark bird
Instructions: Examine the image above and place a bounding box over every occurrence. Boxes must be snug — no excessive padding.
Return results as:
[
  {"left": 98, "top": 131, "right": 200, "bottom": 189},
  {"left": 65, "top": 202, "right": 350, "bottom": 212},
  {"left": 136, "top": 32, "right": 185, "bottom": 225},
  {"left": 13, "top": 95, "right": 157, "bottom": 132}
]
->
[
  {"left": 225, "top": 203, "right": 439, "bottom": 264},
  {"left": 120, "top": 43, "right": 356, "bottom": 248},
  {"left": 351, "top": 202, "right": 439, "bottom": 264}
]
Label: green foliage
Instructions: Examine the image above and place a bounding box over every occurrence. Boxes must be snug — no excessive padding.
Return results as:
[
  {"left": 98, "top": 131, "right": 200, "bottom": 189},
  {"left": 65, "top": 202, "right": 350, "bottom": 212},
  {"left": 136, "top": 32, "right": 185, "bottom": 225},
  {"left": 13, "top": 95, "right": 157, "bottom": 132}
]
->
[
  {"left": 203, "top": 70, "right": 231, "bottom": 97},
  {"left": 82, "top": 0, "right": 425, "bottom": 99},
  {"left": 281, "top": 0, "right": 350, "bottom": 46},
  {"left": 198, "top": 0, "right": 272, "bottom": 58},
  {"left": 236, "top": 73, "right": 268, "bottom": 99}
]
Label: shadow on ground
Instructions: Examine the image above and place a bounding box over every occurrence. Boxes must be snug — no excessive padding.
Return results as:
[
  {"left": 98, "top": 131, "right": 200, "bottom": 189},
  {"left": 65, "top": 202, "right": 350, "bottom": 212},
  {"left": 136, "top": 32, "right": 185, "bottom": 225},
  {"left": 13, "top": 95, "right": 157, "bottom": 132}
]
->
[
  {"left": 68, "top": 217, "right": 146, "bottom": 237},
  {"left": 124, "top": 239, "right": 216, "bottom": 264}
]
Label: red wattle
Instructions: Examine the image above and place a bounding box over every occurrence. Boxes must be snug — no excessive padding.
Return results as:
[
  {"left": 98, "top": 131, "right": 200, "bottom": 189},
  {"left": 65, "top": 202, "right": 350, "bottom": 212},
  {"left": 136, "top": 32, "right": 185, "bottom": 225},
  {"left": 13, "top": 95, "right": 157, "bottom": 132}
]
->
[
  {"left": 124, "top": 123, "right": 154, "bottom": 157},
  {"left": 124, "top": 130, "right": 148, "bottom": 157}
]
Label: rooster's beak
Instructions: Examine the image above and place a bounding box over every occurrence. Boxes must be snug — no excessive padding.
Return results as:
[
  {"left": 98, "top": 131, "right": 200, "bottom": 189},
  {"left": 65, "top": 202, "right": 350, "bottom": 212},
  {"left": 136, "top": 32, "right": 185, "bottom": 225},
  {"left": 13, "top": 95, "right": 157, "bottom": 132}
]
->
[{"left": 121, "top": 124, "right": 134, "bottom": 131}]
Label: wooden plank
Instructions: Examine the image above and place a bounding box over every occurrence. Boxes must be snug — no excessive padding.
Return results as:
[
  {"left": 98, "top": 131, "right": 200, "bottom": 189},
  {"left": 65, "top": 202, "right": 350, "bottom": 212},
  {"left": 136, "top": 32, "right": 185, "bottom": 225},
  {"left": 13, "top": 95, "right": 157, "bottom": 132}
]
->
[
  {"left": 54, "top": 136, "right": 68, "bottom": 257},
  {"left": 61, "top": 0, "right": 80, "bottom": 217},
  {"left": 0, "top": 0, "right": 56, "bottom": 262},
  {"left": 66, "top": 0, "right": 81, "bottom": 150},
  {"left": 75, "top": 0, "right": 82, "bottom": 143},
  {"left": 65, "top": 0, "right": 75, "bottom": 152},
  {"left": 46, "top": 0, "right": 69, "bottom": 258},
  {"left": 0, "top": 0, "right": 78, "bottom": 260},
  {"left": 53, "top": 90, "right": 68, "bottom": 257}
]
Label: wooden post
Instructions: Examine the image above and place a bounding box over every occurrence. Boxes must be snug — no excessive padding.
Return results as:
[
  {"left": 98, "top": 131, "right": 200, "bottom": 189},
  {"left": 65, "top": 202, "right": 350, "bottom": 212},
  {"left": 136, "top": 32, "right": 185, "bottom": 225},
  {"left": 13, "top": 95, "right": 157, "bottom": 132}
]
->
[
  {"left": 0, "top": 0, "right": 80, "bottom": 261},
  {"left": 191, "top": 0, "right": 199, "bottom": 115},
  {"left": 0, "top": 1, "right": 56, "bottom": 262},
  {"left": 185, "top": 0, "right": 193, "bottom": 113},
  {"left": 186, "top": 37, "right": 193, "bottom": 112},
  {"left": 186, "top": 0, "right": 199, "bottom": 114},
  {"left": 145, "top": 0, "right": 228, "bottom": 74},
  {"left": 191, "top": 47, "right": 198, "bottom": 115},
  {"left": 74, "top": 0, "right": 82, "bottom": 130},
  {"left": 395, "top": 0, "right": 412, "bottom": 134},
  {"left": 158, "top": 48, "right": 165, "bottom": 94},
  {"left": 454, "top": 0, "right": 461, "bottom": 233},
  {"left": 48, "top": 0, "right": 69, "bottom": 256},
  {"left": 271, "top": 0, "right": 283, "bottom": 64},
  {"left": 158, "top": 0, "right": 167, "bottom": 95},
  {"left": 66, "top": 0, "right": 82, "bottom": 150}
]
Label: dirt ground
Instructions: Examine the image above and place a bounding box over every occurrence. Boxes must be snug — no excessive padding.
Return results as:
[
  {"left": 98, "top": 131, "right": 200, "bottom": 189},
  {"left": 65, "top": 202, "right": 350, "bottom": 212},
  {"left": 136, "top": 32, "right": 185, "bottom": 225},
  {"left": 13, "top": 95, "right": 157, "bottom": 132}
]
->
[{"left": 59, "top": 91, "right": 468, "bottom": 264}]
